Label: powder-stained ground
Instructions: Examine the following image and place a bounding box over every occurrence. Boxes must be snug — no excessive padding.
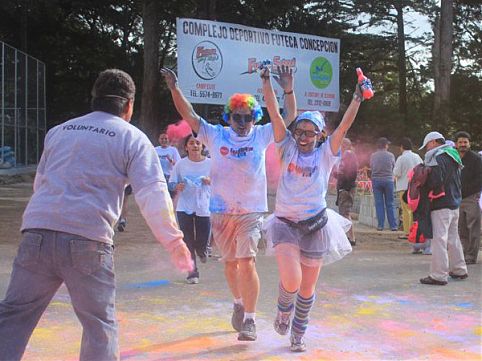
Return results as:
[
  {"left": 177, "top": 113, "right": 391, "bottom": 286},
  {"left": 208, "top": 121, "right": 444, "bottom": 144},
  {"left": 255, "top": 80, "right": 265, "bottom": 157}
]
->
[{"left": 0, "top": 182, "right": 481, "bottom": 361}]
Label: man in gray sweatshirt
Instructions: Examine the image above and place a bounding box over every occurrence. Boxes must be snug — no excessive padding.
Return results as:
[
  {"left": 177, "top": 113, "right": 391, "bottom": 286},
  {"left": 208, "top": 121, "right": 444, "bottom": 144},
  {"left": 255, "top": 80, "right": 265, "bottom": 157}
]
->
[
  {"left": 370, "top": 137, "right": 397, "bottom": 231},
  {"left": 0, "top": 69, "right": 192, "bottom": 361}
]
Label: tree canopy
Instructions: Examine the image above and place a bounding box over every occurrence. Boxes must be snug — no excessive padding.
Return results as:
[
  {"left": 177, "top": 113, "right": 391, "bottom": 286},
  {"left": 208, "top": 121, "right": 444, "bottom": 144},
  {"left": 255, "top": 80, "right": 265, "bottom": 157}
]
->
[{"left": 1, "top": 0, "right": 480, "bottom": 148}]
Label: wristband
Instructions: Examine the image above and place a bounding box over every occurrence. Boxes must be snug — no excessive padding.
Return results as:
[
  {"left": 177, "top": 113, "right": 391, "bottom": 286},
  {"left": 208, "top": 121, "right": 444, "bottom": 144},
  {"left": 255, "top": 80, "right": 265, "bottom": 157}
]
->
[
  {"left": 284, "top": 89, "right": 294, "bottom": 95},
  {"left": 352, "top": 92, "right": 363, "bottom": 103}
]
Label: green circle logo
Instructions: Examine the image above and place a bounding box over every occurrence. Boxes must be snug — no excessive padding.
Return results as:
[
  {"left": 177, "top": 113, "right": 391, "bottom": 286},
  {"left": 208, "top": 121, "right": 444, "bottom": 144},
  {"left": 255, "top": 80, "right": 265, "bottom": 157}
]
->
[{"left": 310, "top": 57, "right": 332, "bottom": 89}]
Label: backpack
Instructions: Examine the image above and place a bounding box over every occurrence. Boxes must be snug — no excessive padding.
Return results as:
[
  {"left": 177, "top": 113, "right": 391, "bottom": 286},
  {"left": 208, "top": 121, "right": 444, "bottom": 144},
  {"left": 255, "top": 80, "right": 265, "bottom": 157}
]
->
[
  {"left": 405, "top": 164, "right": 431, "bottom": 212},
  {"left": 408, "top": 221, "right": 427, "bottom": 244}
]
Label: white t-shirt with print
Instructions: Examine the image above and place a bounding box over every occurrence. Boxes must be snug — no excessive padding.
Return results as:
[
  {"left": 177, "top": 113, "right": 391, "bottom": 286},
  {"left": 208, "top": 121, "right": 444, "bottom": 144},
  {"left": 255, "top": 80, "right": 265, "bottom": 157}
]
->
[
  {"left": 275, "top": 133, "right": 340, "bottom": 222},
  {"left": 155, "top": 146, "right": 181, "bottom": 178},
  {"left": 196, "top": 118, "right": 274, "bottom": 214},
  {"left": 22, "top": 111, "right": 166, "bottom": 244},
  {"left": 170, "top": 157, "right": 212, "bottom": 217}
]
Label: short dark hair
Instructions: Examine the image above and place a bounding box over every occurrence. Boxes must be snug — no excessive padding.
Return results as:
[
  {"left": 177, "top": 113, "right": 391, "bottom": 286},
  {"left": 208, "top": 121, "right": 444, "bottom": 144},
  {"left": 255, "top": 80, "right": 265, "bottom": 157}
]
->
[
  {"left": 454, "top": 131, "right": 471, "bottom": 141},
  {"left": 435, "top": 138, "right": 445, "bottom": 145},
  {"left": 377, "top": 137, "right": 390, "bottom": 149},
  {"left": 91, "top": 69, "right": 135, "bottom": 116},
  {"left": 400, "top": 137, "right": 413, "bottom": 150}
]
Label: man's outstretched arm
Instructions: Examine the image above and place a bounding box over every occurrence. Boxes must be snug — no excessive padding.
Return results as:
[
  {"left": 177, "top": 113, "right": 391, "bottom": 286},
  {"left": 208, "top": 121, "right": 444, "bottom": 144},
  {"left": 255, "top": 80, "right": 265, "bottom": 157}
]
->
[{"left": 161, "top": 68, "right": 200, "bottom": 133}]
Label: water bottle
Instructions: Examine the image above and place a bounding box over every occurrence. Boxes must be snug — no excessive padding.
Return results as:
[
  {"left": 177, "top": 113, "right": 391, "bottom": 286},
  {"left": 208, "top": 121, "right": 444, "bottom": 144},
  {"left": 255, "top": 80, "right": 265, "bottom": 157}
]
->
[
  {"left": 258, "top": 59, "right": 272, "bottom": 70},
  {"left": 356, "top": 68, "right": 374, "bottom": 100}
]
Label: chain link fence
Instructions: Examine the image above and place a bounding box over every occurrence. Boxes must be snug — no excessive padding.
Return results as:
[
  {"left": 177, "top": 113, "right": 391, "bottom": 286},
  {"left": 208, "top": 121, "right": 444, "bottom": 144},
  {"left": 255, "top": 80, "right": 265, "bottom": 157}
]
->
[{"left": 1, "top": 41, "right": 46, "bottom": 169}]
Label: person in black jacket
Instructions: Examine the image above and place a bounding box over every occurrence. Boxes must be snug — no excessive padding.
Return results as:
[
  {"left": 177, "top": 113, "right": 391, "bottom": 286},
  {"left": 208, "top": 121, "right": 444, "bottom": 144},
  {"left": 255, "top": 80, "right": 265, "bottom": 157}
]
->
[
  {"left": 455, "top": 131, "right": 482, "bottom": 264},
  {"left": 418, "top": 131, "right": 468, "bottom": 285}
]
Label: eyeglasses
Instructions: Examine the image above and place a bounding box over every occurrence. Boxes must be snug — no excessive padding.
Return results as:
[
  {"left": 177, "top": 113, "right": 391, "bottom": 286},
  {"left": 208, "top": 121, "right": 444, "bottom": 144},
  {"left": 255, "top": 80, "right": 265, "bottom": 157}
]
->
[
  {"left": 293, "top": 129, "right": 320, "bottom": 138},
  {"left": 231, "top": 113, "right": 254, "bottom": 125}
]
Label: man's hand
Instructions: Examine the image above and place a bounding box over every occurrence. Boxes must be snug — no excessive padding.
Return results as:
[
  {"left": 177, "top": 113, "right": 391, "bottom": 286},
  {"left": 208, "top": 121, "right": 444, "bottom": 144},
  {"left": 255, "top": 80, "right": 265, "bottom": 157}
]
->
[
  {"left": 201, "top": 176, "right": 211, "bottom": 185},
  {"left": 160, "top": 67, "right": 178, "bottom": 91},
  {"left": 260, "top": 67, "right": 271, "bottom": 82},
  {"left": 170, "top": 242, "right": 194, "bottom": 273},
  {"left": 273, "top": 65, "right": 293, "bottom": 93}
]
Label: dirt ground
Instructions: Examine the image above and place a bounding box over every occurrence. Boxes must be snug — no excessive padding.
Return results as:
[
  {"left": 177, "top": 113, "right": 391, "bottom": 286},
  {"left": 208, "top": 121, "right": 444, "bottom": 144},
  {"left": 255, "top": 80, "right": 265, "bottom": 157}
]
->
[{"left": 0, "top": 181, "right": 481, "bottom": 361}]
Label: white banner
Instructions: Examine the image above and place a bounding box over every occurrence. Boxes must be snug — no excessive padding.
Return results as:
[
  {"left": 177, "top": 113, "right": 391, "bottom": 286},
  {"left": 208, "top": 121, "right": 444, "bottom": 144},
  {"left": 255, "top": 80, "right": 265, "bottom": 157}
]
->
[{"left": 176, "top": 18, "right": 340, "bottom": 112}]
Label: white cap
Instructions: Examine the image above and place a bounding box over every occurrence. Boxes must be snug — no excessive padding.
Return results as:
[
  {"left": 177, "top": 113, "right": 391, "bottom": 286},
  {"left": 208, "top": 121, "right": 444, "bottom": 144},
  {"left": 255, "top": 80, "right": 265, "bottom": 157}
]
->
[{"left": 419, "top": 131, "right": 445, "bottom": 150}]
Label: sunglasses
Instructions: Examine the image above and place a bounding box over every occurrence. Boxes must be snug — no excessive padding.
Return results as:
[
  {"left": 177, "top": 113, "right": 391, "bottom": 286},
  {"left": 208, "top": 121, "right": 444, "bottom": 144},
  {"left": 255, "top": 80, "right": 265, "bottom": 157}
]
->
[
  {"left": 293, "top": 129, "right": 320, "bottom": 138},
  {"left": 231, "top": 113, "right": 254, "bottom": 125}
]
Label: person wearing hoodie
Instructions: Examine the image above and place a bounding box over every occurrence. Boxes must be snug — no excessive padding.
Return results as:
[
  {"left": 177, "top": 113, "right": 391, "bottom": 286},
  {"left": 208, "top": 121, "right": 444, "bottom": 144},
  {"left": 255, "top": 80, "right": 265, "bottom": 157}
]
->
[{"left": 418, "top": 131, "right": 468, "bottom": 286}]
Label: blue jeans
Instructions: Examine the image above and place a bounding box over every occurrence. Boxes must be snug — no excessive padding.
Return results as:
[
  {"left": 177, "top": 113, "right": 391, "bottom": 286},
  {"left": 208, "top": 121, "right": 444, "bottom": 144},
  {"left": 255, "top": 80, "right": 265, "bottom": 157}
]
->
[
  {"left": 413, "top": 239, "right": 432, "bottom": 254},
  {"left": 372, "top": 179, "right": 398, "bottom": 230},
  {"left": 0, "top": 229, "right": 118, "bottom": 361},
  {"left": 177, "top": 212, "right": 211, "bottom": 279}
]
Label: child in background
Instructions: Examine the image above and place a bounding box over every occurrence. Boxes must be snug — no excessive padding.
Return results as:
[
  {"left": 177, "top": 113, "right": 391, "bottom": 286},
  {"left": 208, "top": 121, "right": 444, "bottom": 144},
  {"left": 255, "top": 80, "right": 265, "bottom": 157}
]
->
[
  {"left": 155, "top": 132, "right": 181, "bottom": 182},
  {"left": 169, "top": 134, "right": 212, "bottom": 284}
]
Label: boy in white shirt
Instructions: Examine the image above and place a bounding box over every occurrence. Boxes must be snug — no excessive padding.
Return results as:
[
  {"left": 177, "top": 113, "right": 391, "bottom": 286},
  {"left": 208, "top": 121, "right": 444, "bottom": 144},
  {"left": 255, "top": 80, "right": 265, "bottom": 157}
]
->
[{"left": 155, "top": 132, "right": 181, "bottom": 181}]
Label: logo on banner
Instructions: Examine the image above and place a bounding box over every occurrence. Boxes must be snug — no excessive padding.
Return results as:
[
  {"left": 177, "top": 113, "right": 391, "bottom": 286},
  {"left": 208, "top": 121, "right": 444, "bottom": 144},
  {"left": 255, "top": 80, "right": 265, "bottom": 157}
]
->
[
  {"left": 192, "top": 41, "right": 223, "bottom": 80},
  {"left": 241, "top": 57, "right": 297, "bottom": 75},
  {"left": 310, "top": 57, "right": 332, "bottom": 89}
]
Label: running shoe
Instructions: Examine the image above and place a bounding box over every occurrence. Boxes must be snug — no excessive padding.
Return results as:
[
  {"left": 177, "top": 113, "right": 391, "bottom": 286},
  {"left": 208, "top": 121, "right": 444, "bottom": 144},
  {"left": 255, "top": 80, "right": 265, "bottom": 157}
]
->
[
  {"left": 186, "top": 277, "right": 199, "bottom": 284},
  {"left": 238, "top": 318, "right": 257, "bottom": 341},
  {"left": 290, "top": 333, "right": 306, "bottom": 352},
  {"left": 273, "top": 310, "right": 291, "bottom": 335},
  {"left": 117, "top": 218, "right": 127, "bottom": 232},
  {"left": 231, "top": 303, "right": 244, "bottom": 331}
]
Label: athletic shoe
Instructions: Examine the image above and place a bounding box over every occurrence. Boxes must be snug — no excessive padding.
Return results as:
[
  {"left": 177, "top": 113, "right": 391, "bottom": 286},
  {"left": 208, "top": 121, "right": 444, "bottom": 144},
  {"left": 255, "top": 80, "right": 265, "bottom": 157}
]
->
[
  {"left": 117, "top": 218, "right": 127, "bottom": 232},
  {"left": 290, "top": 333, "right": 306, "bottom": 352},
  {"left": 449, "top": 272, "right": 468, "bottom": 280},
  {"left": 231, "top": 303, "right": 244, "bottom": 332},
  {"left": 419, "top": 276, "right": 447, "bottom": 286},
  {"left": 186, "top": 277, "right": 199, "bottom": 284},
  {"left": 238, "top": 318, "right": 257, "bottom": 341},
  {"left": 274, "top": 310, "right": 291, "bottom": 335}
]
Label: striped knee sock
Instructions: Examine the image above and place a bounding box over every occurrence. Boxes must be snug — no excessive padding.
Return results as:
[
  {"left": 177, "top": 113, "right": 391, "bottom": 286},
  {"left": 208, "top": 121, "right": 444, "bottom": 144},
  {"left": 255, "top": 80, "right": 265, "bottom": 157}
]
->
[
  {"left": 278, "top": 283, "right": 297, "bottom": 313},
  {"left": 292, "top": 293, "right": 315, "bottom": 336}
]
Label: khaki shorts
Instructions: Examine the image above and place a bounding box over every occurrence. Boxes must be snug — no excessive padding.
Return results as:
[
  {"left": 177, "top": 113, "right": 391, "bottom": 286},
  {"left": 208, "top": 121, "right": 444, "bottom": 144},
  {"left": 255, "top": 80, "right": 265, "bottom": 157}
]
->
[
  {"left": 338, "top": 189, "right": 355, "bottom": 217},
  {"left": 211, "top": 213, "right": 263, "bottom": 262}
]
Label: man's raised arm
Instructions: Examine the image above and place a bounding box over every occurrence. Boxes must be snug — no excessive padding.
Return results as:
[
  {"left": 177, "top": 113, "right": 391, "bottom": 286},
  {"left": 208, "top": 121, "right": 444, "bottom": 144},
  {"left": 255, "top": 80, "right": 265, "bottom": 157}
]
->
[{"left": 161, "top": 68, "right": 200, "bottom": 133}]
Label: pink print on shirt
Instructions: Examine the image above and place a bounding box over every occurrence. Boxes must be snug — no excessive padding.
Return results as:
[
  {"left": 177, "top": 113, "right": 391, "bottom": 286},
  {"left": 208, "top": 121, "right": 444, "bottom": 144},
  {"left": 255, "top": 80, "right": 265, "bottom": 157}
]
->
[{"left": 287, "top": 162, "right": 318, "bottom": 177}]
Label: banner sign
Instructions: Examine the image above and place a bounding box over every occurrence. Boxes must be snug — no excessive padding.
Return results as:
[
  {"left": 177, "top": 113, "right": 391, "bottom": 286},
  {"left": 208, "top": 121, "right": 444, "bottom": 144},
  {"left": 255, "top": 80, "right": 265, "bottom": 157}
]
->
[{"left": 176, "top": 18, "right": 340, "bottom": 112}]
